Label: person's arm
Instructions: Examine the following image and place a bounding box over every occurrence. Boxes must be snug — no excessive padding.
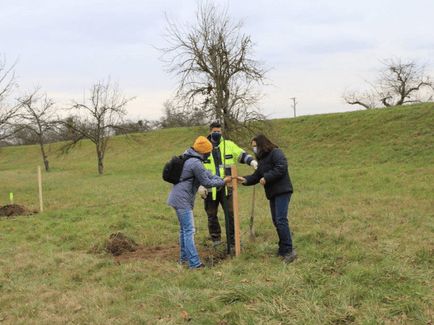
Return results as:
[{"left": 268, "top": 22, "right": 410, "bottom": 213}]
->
[
  {"left": 241, "top": 166, "right": 262, "bottom": 186},
  {"left": 263, "top": 149, "right": 288, "bottom": 183},
  {"left": 231, "top": 142, "right": 257, "bottom": 168},
  {"left": 192, "top": 160, "right": 225, "bottom": 188}
]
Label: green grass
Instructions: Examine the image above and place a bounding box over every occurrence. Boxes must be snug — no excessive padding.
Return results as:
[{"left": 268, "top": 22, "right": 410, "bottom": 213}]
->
[{"left": 1, "top": 104, "right": 434, "bottom": 324}]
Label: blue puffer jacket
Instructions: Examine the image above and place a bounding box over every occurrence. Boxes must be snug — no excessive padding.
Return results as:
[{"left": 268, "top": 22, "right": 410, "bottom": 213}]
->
[
  {"left": 167, "top": 147, "right": 226, "bottom": 210},
  {"left": 243, "top": 148, "right": 293, "bottom": 200}
]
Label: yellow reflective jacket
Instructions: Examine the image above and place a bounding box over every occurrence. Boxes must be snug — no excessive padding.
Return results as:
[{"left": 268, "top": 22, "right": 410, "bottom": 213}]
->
[{"left": 203, "top": 136, "right": 254, "bottom": 200}]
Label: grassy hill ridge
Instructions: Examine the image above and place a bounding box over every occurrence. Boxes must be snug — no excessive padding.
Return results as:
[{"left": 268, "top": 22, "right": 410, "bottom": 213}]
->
[
  {"left": 2, "top": 103, "right": 433, "bottom": 173},
  {"left": 0, "top": 103, "right": 433, "bottom": 324}
]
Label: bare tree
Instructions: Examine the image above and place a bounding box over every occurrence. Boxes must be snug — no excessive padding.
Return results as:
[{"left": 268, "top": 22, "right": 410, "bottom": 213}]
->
[
  {"left": 343, "top": 58, "right": 434, "bottom": 109},
  {"left": 113, "top": 119, "right": 151, "bottom": 135},
  {"left": 159, "top": 1, "right": 269, "bottom": 140},
  {"left": 0, "top": 54, "right": 21, "bottom": 140},
  {"left": 16, "top": 87, "right": 57, "bottom": 171},
  {"left": 60, "top": 78, "right": 135, "bottom": 174},
  {"left": 157, "top": 100, "right": 208, "bottom": 129}
]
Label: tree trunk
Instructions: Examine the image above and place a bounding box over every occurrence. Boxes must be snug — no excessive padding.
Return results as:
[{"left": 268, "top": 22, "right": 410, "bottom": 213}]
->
[
  {"left": 39, "top": 142, "right": 50, "bottom": 172},
  {"left": 97, "top": 150, "right": 104, "bottom": 175},
  {"left": 44, "top": 159, "right": 50, "bottom": 172}
]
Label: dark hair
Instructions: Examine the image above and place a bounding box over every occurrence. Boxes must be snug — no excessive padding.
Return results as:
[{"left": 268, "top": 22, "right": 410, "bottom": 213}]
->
[
  {"left": 209, "top": 121, "right": 221, "bottom": 131},
  {"left": 252, "top": 134, "right": 278, "bottom": 160}
]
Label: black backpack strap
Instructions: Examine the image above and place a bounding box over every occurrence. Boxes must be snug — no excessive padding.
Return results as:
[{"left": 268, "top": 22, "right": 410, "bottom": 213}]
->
[{"left": 179, "top": 155, "right": 198, "bottom": 183}]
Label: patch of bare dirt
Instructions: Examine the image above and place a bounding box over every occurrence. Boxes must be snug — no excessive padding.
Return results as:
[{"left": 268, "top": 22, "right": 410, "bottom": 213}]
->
[
  {"left": 105, "top": 233, "right": 229, "bottom": 266},
  {"left": 0, "top": 204, "right": 37, "bottom": 217}
]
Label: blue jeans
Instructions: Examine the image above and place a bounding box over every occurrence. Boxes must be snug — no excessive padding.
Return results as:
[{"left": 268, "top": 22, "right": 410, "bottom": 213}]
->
[
  {"left": 269, "top": 192, "right": 293, "bottom": 256},
  {"left": 175, "top": 208, "right": 201, "bottom": 268}
]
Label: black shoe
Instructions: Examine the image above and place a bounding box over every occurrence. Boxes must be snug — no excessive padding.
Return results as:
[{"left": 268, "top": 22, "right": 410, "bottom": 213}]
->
[{"left": 283, "top": 251, "right": 298, "bottom": 264}]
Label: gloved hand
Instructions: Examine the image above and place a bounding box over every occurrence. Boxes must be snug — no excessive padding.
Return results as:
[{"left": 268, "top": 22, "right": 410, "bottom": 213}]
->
[
  {"left": 198, "top": 185, "right": 208, "bottom": 199},
  {"left": 223, "top": 176, "right": 233, "bottom": 188},
  {"left": 236, "top": 177, "right": 246, "bottom": 184},
  {"left": 250, "top": 160, "right": 258, "bottom": 170},
  {"left": 223, "top": 176, "right": 232, "bottom": 184}
]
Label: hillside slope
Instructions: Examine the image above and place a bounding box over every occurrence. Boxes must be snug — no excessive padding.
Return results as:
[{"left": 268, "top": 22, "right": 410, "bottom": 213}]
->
[
  {"left": 0, "top": 103, "right": 433, "bottom": 324},
  {"left": 275, "top": 103, "right": 434, "bottom": 167},
  {"left": 1, "top": 103, "right": 432, "bottom": 172}
]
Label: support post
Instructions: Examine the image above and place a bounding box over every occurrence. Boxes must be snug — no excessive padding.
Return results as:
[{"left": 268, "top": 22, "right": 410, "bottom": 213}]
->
[
  {"left": 38, "top": 166, "right": 43, "bottom": 213},
  {"left": 231, "top": 165, "right": 241, "bottom": 256}
]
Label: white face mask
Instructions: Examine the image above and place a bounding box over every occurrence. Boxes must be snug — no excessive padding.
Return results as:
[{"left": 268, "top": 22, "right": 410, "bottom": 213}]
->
[{"left": 253, "top": 147, "right": 258, "bottom": 154}]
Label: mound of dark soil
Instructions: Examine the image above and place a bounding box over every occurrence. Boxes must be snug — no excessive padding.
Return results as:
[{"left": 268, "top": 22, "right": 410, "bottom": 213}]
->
[
  {"left": 106, "top": 232, "right": 137, "bottom": 256},
  {"left": 0, "top": 204, "right": 36, "bottom": 217}
]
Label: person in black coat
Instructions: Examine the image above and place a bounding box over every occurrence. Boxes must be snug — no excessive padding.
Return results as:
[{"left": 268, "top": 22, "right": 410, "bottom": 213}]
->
[{"left": 237, "top": 135, "right": 298, "bottom": 264}]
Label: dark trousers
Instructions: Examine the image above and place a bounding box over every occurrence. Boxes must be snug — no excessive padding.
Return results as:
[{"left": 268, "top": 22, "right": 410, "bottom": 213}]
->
[
  {"left": 270, "top": 192, "right": 293, "bottom": 256},
  {"left": 204, "top": 188, "right": 234, "bottom": 244}
]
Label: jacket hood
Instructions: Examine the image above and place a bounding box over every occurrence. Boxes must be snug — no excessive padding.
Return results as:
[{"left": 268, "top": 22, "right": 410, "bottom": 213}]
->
[{"left": 184, "top": 147, "right": 205, "bottom": 160}]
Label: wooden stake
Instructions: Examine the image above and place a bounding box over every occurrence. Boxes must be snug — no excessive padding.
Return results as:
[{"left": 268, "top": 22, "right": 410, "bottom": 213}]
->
[
  {"left": 38, "top": 166, "right": 43, "bottom": 213},
  {"left": 231, "top": 165, "right": 241, "bottom": 256}
]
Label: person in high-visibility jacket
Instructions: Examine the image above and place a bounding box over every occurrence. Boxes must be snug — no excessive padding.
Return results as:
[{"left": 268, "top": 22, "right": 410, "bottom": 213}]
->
[{"left": 198, "top": 122, "right": 258, "bottom": 247}]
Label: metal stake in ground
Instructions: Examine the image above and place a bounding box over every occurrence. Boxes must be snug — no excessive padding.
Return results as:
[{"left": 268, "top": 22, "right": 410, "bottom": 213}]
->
[
  {"left": 231, "top": 165, "right": 241, "bottom": 255},
  {"left": 249, "top": 185, "right": 256, "bottom": 242},
  {"left": 222, "top": 185, "right": 231, "bottom": 255}
]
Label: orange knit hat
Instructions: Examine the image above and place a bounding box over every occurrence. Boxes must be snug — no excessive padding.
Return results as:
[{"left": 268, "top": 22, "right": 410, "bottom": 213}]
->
[{"left": 193, "top": 136, "right": 212, "bottom": 154}]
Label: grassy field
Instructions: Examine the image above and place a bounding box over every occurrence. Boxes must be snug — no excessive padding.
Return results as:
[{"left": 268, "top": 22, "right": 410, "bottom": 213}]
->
[{"left": 0, "top": 104, "right": 433, "bottom": 324}]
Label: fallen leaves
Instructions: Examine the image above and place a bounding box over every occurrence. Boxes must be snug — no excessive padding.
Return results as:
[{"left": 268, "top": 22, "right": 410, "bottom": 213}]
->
[{"left": 181, "top": 311, "right": 191, "bottom": 322}]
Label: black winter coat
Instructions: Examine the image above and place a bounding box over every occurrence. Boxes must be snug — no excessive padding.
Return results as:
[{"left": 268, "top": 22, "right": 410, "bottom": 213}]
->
[{"left": 243, "top": 148, "right": 293, "bottom": 200}]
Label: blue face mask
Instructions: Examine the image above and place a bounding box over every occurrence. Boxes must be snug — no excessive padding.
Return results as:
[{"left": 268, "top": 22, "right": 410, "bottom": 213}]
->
[
  {"left": 211, "top": 132, "right": 222, "bottom": 142},
  {"left": 253, "top": 147, "right": 258, "bottom": 154}
]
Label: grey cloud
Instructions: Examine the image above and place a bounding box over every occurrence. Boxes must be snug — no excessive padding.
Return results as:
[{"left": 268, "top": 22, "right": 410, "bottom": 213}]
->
[
  {"left": 2, "top": 1, "right": 165, "bottom": 46},
  {"left": 297, "top": 39, "right": 376, "bottom": 54},
  {"left": 292, "top": 10, "right": 363, "bottom": 26}
]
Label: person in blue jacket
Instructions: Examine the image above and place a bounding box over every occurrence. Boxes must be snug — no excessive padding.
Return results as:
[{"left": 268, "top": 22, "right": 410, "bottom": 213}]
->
[
  {"left": 167, "top": 136, "right": 231, "bottom": 269},
  {"left": 237, "top": 134, "right": 298, "bottom": 264}
]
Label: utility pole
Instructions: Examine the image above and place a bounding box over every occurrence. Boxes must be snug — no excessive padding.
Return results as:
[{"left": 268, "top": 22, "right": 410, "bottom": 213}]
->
[{"left": 291, "top": 97, "right": 297, "bottom": 118}]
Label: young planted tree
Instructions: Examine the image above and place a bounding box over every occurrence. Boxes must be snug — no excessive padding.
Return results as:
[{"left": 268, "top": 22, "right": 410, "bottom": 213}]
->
[
  {"left": 61, "top": 78, "right": 135, "bottom": 174},
  {"left": 343, "top": 57, "right": 434, "bottom": 109},
  {"left": 0, "top": 54, "right": 21, "bottom": 141},
  {"left": 159, "top": 1, "right": 269, "bottom": 141},
  {"left": 17, "top": 87, "right": 57, "bottom": 172}
]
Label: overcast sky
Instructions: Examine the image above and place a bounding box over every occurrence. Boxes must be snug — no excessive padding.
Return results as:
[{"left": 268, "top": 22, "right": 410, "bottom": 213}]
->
[{"left": 2, "top": 0, "right": 434, "bottom": 121}]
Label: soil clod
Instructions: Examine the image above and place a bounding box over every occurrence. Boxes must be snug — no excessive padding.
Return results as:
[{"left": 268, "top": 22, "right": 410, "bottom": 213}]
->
[
  {"left": 0, "top": 204, "right": 36, "bottom": 217},
  {"left": 105, "top": 232, "right": 136, "bottom": 256}
]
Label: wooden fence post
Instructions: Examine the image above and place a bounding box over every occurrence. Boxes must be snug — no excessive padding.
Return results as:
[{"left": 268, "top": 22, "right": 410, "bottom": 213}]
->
[{"left": 231, "top": 165, "right": 241, "bottom": 255}]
